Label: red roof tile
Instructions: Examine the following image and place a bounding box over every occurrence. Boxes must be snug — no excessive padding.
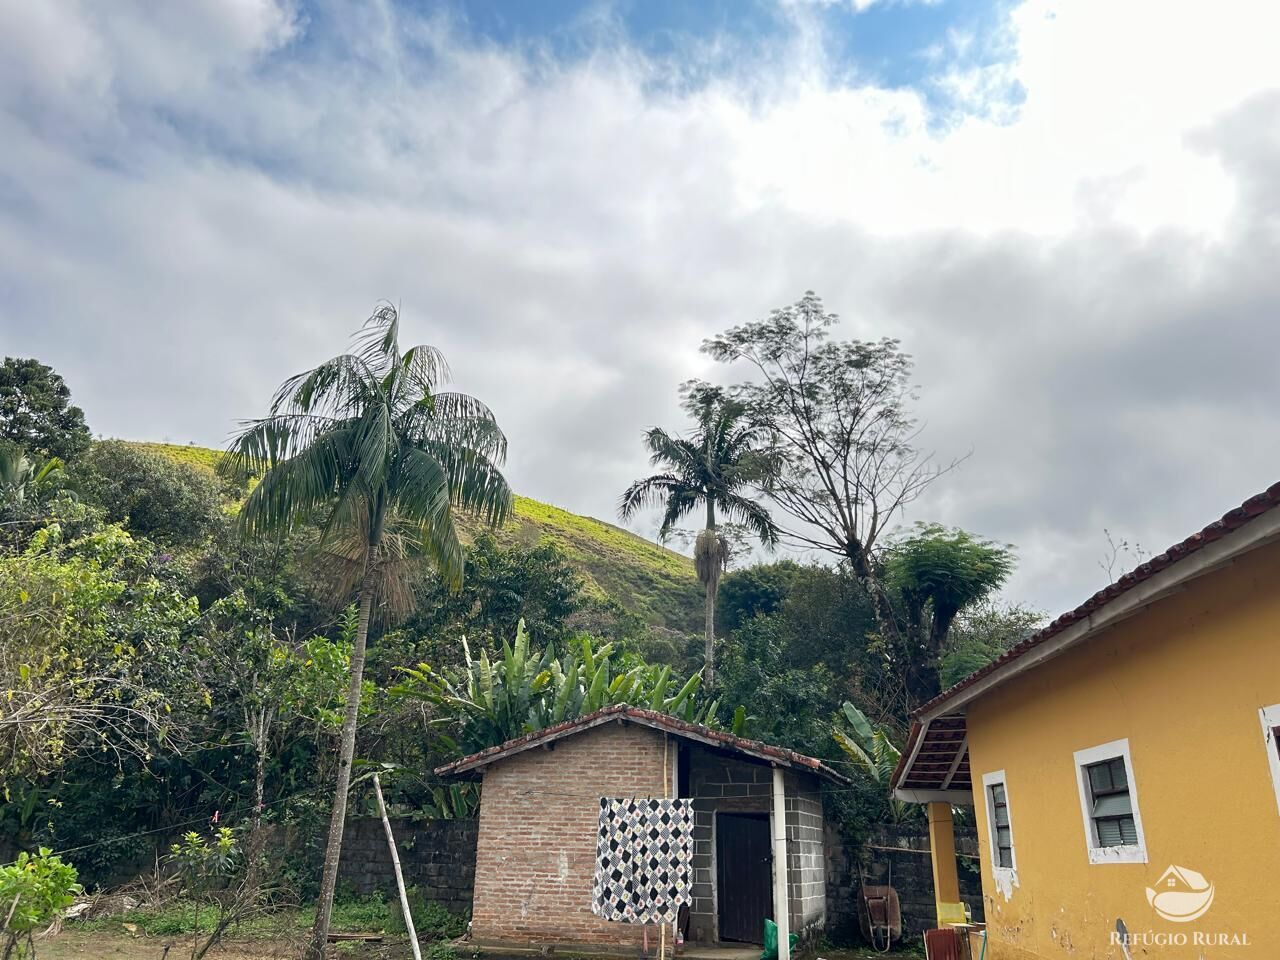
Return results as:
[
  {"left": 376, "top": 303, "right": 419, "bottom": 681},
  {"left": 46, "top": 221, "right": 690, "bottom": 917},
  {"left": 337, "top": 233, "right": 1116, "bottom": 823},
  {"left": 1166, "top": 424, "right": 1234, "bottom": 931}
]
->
[
  {"left": 912, "top": 480, "right": 1280, "bottom": 720},
  {"left": 434, "top": 703, "right": 849, "bottom": 784}
]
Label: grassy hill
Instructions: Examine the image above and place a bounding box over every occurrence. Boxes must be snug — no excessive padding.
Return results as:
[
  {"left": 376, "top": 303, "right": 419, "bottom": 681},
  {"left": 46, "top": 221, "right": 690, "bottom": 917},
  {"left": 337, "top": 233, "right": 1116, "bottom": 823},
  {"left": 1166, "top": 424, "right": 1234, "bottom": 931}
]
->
[{"left": 131, "top": 442, "right": 703, "bottom": 633}]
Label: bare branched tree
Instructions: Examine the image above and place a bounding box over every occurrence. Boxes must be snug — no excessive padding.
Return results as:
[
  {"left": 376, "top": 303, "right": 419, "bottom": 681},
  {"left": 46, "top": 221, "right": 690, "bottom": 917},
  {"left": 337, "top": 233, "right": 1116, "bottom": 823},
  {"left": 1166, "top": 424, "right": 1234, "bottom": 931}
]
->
[{"left": 702, "top": 291, "right": 960, "bottom": 644}]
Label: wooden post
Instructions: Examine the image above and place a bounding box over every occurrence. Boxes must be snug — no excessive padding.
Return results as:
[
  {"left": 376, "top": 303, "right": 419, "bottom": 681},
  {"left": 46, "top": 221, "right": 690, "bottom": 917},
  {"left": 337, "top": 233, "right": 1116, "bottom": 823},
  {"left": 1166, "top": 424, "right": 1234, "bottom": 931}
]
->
[{"left": 373, "top": 774, "right": 423, "bottom": 960}]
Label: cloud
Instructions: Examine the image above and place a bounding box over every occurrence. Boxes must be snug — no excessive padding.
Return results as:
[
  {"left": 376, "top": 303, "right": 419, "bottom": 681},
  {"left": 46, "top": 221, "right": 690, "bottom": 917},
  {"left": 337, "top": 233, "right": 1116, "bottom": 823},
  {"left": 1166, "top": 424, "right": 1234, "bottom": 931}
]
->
[{"left": 1, "top": 0, "right": 1279, "bottom": 615}]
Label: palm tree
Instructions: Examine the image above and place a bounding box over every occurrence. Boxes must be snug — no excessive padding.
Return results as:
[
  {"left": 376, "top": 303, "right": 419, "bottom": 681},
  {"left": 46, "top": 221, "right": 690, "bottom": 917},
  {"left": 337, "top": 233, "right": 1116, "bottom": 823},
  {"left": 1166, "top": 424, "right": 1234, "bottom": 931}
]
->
[
  {"left": 619, "top": 387, "right": 776, "bottom": 691},
  {"left": 222, "top": 304, "right": 512, "bottom": 959}
]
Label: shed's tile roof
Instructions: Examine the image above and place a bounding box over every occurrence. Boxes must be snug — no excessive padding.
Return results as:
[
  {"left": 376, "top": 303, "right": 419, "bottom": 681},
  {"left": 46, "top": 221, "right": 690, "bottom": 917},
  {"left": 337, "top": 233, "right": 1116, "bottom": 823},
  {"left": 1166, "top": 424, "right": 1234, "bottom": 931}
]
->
[{"left": 435, "top": 703, "right": 849, "bottom": 784}]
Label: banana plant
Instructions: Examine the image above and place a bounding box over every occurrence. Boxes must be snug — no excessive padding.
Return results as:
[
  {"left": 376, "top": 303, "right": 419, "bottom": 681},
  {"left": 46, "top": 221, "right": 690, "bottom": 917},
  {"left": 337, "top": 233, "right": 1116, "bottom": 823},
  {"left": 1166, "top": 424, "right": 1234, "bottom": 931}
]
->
[
  {"left": 395, "top": 620, "right": 737, "bottom": 754},
  {"left": 833, "top": 701, "right": 920, "bottom": 822}
]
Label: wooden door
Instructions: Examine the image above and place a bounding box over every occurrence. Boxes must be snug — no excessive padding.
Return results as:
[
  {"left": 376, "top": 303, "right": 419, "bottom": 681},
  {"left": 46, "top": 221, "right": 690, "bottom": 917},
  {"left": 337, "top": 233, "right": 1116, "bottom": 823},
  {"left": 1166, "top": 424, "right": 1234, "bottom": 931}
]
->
[{"left": 716, "top": 813, "right": 773, "bottom": 943}]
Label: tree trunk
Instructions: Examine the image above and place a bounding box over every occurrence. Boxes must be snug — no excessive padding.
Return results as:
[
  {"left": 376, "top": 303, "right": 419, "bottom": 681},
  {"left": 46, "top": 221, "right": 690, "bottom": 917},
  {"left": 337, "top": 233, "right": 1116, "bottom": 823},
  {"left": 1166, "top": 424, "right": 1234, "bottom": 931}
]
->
[
  {"left": 303, "top": 557, "right": 378, "bottom": 960},
  {"left": 703, "top": 577, "right": 716, "bottom": 693},
  {"left": 702, "top": 501, "right": 718, "bottom": 693},
  {"left": 243, "top": 722, "right": 268, "bottom": 896}
]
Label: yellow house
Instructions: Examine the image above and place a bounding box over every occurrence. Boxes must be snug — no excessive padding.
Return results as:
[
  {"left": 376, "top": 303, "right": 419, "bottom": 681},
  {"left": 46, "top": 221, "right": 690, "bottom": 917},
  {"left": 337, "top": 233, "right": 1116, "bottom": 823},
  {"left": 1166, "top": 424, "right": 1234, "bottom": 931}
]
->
[{"left": 890, "top": 482, "right": 1280, "bottom": 959}]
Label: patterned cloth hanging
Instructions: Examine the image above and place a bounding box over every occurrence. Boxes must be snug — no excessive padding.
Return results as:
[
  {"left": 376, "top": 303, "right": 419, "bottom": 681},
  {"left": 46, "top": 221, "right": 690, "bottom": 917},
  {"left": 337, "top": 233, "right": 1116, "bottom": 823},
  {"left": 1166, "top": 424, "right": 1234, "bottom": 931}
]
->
[{"left": 592, "top": 798, "right": 694, "bottom": 924}]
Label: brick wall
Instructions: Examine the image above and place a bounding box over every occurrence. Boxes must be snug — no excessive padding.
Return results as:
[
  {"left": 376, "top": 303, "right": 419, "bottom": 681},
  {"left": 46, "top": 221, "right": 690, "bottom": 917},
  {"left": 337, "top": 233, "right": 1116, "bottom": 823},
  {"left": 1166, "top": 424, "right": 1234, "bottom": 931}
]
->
[
  {"left": 470, "top": 721, "right": 672, "bottom": 947},
  {"left": 338, "top": 817, "right": 477, "bottom": 917}
]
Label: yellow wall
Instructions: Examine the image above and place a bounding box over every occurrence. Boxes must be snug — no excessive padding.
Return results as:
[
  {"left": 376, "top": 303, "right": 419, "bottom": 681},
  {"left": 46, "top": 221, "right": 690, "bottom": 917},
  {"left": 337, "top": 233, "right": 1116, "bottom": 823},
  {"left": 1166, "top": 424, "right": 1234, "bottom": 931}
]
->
[{"left": 967, "top": 538, "right": 1280, "bottom": 959}]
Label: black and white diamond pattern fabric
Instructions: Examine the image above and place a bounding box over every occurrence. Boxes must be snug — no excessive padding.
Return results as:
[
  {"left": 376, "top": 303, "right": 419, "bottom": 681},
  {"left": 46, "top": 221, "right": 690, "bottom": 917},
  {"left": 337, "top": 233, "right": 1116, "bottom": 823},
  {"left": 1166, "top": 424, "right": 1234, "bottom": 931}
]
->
[{"left": 592, "top": 798, "right": 693, "bottom": 924}]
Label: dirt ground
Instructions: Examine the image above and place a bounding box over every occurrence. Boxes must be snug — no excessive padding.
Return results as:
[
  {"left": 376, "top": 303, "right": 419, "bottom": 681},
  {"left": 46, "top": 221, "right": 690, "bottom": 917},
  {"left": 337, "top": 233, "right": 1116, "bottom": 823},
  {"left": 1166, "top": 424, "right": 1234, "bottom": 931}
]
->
[
  {"left": 31, "top": 930, "right": 408, "bottom": 960},
  {"left": 34, "top": 932, "right": 919, "bottom": 960}
]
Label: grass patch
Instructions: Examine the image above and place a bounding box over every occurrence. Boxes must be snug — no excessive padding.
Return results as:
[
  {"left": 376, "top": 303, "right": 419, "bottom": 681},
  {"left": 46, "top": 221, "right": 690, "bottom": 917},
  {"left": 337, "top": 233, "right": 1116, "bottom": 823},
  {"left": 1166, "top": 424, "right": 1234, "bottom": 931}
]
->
[{"left": 77, "top": 894, "right": 400, "bottom": 938}]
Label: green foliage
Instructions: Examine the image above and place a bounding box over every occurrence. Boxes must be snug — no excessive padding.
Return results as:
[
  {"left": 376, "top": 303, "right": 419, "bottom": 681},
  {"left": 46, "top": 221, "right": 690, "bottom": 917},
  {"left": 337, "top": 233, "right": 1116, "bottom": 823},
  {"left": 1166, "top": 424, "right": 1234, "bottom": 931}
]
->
[
  {"left": 0, "top": 848, "right": 82, "bottom": 958},
  {"left": 0, "top": 514, "right": 200, "bottom": 784},
  {"left": 384, "top": 890, "right": 468, "bottom": 938},
  {"left": 169, "top": 827, "right": 240, "bottom": 886},
  {"left": 393, "top": 620, "right": 719, "bottom": 754},
  {"left": 408, "top": 532, "right": 585, "bottom": 646},
  {"left": 142, "top": 442, "right": 705, "bottom": 635},
  {"left": 417, "top": 782, "right": 480, "bottom": 820},
  {"left": 882, "top": 523, "right": 1016, "bottom": 702},
  {"left": 0, "top": 448, "right": 62, "bottom": 511},
  {"left": 223, "top": 303, "right": 512, "bottom": 592},
  {"left": 618, "top": 384, "right": 777, "bottom": 548},
  {"left": 885, "top": 524, "right": 1016, "bottom": 641},
  {"left": 716, "top": 561, "right": 801, "bottom": 634},
  {"left": 833, "top": 702, "right": 918, "bottom": 824},
  {"left": 940, "top": 602, "right": 1043, "bottom": 690},
  {"left": 0, "top": 358, "right": 91, "bottom": 462},
  {"left": 73, "top": 440, "right": 226, "bottom": 546}
]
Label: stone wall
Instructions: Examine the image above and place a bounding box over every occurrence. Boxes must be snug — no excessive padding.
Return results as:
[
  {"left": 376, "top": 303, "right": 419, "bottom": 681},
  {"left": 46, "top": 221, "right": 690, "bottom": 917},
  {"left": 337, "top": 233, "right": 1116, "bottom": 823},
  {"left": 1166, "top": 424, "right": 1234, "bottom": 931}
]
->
[
  {"left": 825, "top": 821, "right": 983, "bottom": 944},
  {"left": 338, "top": 816, "right": 477, "bottom": 917}
]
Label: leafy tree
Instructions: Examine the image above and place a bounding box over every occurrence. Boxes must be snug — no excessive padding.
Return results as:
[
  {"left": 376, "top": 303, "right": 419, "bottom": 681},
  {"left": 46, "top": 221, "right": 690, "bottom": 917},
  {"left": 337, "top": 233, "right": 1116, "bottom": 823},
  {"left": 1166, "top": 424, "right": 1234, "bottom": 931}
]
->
[
  {"left": 0, "top": 359, "right": 91, "bottom": 462},
  {"left": 222, "top": 303, "right": 512, "bottom": 959},
  {"left": 939, "top": 601, "right": 1042, "bottom": 690},
  {"left": 716, "top": 560, "right": 801, "bottom": 634},
  {"left": 702, "top": 292, "right": 954, "bottom": 652},
  {"left": 619, "top": 385, "right": 777, "bottom": 690},
  {"left": 883, "top": 524, "right": 1015, "bottom": 703},
  {"left": 73, "top": 441, "right": 225, "bottom": 546},
  {"left": 0, "top": 516, "right": 200, "bottom": 786},
  {"left": 407, "top": 533, "right": 584, "bottom": 648}
]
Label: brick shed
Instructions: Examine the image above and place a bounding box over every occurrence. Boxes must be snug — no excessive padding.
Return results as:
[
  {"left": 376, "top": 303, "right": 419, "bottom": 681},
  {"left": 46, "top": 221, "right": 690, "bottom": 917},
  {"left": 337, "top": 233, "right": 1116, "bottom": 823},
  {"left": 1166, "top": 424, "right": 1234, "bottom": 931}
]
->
[{"left": 436, "top": 704, "right": 847, "bottom": 952}]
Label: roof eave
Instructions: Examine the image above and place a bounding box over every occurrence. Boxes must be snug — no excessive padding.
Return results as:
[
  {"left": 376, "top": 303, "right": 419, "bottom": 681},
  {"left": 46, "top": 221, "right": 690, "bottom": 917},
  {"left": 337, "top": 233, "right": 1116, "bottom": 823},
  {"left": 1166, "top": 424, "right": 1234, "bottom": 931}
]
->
[{"left": 914, "top": 493, "right": 1280, "bottom": 724}]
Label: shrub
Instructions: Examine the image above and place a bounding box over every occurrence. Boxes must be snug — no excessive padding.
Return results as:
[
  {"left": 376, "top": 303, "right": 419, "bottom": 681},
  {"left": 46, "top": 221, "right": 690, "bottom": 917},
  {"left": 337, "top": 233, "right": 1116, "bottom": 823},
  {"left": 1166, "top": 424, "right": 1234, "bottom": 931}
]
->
[
  {"left": 0, "top": 848, "right": 82, "bottom": 959},
  {"left": 385, "top": 889, "right": 467, "bottom": 939},
  {"left": 73, "top": 441, "right": 225, "bottom": 545}
]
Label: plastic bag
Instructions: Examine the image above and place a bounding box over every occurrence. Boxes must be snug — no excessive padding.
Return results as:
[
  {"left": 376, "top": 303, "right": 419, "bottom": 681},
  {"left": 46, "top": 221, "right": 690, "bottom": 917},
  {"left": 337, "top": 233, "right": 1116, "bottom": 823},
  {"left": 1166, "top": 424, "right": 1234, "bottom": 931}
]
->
[{"left": 760, "top": 919, "right": 799, "bottom": 960}]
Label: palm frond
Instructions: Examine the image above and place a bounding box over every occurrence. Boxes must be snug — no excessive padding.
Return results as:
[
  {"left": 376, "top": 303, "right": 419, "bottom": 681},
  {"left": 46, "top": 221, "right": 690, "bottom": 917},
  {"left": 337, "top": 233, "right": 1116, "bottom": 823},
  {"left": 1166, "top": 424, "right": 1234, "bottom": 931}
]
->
[{"left": 618, "top": 474, "right": 688, "bottom": 521}]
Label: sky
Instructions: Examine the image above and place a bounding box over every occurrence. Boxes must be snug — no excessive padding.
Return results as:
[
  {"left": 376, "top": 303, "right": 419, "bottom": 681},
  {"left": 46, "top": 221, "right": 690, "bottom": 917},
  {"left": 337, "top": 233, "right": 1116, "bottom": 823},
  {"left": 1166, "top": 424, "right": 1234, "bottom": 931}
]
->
[{"left": 2, "top": 0, "right": 1280, "bottom": 618}]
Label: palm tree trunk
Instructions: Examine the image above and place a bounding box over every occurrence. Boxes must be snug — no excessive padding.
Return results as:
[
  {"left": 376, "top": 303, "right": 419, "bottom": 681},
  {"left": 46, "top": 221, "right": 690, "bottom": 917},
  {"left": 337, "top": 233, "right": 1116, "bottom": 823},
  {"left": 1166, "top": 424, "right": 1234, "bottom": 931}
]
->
[
  {"left": 703, "top": 578, "right": 716, "bottom": 692},
  {"left": 702, "top": 501, "right": 717, "bottom": 693},
  {"left": 303, "top": 558, "right": 378, "bottom": 960}
]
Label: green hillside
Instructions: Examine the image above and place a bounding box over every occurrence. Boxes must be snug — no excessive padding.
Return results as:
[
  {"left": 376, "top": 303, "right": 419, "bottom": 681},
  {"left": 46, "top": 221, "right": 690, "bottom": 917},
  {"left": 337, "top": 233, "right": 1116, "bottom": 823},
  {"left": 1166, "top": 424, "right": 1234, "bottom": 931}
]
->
[{"left": 130, "top": 442, "right": 703, "bottom": 633}]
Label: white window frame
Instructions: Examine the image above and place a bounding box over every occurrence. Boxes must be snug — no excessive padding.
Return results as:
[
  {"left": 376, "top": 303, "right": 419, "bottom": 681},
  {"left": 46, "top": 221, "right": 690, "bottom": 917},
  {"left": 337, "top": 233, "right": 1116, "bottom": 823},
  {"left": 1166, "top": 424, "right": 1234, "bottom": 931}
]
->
[
  {"left": 1260, "top": 704, "right": 1280, "bottom": 816},
  {"left": 981, "top": 769, "right": 1018, "bottom": 888},
  {"left": 1073, "top": 738, "right": 1147, "bottom": 864}
]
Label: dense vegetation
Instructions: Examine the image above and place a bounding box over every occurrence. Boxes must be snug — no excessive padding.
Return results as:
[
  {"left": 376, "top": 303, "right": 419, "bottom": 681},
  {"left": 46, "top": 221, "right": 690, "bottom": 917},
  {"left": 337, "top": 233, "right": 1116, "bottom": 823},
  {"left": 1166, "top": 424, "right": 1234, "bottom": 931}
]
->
[{"left": 0, "top": 297, "right": 1043, "bottom": 953}]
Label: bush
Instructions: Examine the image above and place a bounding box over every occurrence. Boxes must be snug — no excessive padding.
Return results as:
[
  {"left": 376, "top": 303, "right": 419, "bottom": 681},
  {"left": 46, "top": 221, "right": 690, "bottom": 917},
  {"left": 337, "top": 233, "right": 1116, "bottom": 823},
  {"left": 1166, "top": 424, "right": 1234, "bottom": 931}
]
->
[
  {"left": 73, "top": 441, "right": 225, "bottom": 545},
  {"left": 385, "top": 889, "right": 467, "bottom": 939},
  {"left": 0, "top": 848, "right": 82, "bottom": 958}
]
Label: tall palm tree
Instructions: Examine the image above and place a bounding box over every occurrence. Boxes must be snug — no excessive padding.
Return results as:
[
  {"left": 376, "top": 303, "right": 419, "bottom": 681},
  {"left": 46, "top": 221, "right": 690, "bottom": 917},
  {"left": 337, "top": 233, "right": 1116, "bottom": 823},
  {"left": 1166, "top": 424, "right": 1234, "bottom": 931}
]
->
[
  {"left": 619, "top": 387, "right": 776, "bottom": 691},
  {"left": 222, "top": 304, "right": 512, "bottom": 959}
]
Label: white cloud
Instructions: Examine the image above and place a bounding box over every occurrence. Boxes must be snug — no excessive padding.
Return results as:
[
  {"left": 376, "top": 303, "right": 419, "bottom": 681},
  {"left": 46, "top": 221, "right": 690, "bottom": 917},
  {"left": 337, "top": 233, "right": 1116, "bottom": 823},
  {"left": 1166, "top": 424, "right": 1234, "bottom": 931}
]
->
[{"left": 2, "top": 0, "right": 1279, "bottom": 614}]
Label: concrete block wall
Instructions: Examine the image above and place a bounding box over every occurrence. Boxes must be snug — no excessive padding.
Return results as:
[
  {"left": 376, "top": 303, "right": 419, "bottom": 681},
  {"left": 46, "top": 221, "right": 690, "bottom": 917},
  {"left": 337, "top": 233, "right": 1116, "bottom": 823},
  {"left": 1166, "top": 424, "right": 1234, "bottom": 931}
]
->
[
  {"left": 338, "top": 817, "right": 477, "bottom": 917},
  {"left": 783, "top": 775, "right": 826, "bottom": 943},
  {"left": 469, "top": 721, "right": 673, "bottom": 947},
  {"left": 685, "top": 747, "right": 773, "bottom": 943},
  {"left": 683, "top": 746, "right": 827, "bottom": 946},
  {"left": 825, "top": 822, "right": 983, "bottom": 944}
]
